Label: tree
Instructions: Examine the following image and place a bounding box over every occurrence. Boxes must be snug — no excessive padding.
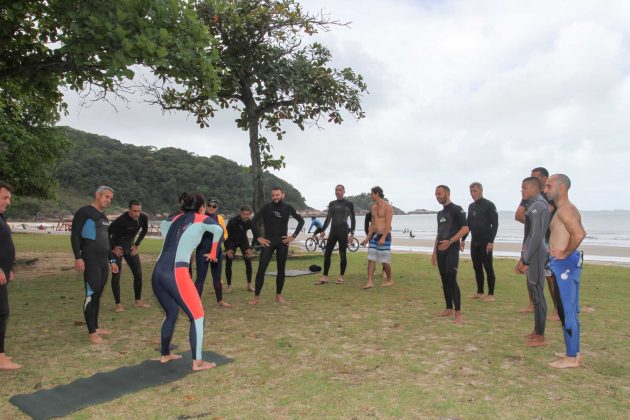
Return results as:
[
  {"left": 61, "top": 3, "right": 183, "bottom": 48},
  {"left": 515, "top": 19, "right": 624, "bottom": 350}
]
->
[
  {"left": 0, "top": 0, "right": 220, "bottom": 197},
  {"left": 151, "top": 0, "right": 367, "bottom": 211}
]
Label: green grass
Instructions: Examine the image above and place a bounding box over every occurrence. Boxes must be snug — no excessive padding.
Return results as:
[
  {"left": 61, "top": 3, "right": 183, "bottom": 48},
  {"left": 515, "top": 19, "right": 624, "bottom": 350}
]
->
[{"left": 2, "top": 234, "right": 629, "bottom": 418}]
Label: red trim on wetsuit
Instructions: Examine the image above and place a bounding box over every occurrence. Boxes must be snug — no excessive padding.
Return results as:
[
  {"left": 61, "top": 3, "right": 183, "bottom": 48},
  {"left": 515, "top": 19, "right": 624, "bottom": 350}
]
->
[{"left": 174, "top": 267, "right": 204, "bottom": 319}]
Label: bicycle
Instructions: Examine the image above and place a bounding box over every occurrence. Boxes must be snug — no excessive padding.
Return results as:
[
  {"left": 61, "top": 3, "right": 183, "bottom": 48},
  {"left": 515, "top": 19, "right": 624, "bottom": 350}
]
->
[{"left": 304, "top": 235, "right": 360, "bottom": 253}]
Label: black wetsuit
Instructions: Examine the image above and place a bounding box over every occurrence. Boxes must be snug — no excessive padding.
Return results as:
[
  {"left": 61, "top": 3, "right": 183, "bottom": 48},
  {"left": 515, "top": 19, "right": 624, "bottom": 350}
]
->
[
  {"left": 465, "top": 197, "right": 499, "bottom": 295},
  {"left": 321, "top": 199, "right": 356, "bottom": 276},
  {"left": 194, "top": 212, "right": 224, "bottom": 301},
  {"left": 108, "top": 212, "right": 148, "bottom": 304},
  {"left": 71, "top": 205, "right": 112, "bottom": 334},
  {"left": 436, "top": 203, "right": 467, "bottom": 311},
  {"left": 0, "top": 213, "right": 15, "bottom": 354},
  {"left": 364, "top": 211, "right": 372, "bottom": 235},
  {"left": 522, "top": 194, "right": 550, "bottom": 336},
  {"left": 252, "top": 201, "right": 305, "bottom": 295},
  {"left": 224, "top": 215, "right": 259, "bottom": 286}
]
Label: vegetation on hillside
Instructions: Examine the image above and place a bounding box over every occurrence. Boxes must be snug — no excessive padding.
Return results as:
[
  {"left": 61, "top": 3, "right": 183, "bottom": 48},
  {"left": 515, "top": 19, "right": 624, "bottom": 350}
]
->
[{"left": 7, "top": 127, "right": 307, "bottom": 219}]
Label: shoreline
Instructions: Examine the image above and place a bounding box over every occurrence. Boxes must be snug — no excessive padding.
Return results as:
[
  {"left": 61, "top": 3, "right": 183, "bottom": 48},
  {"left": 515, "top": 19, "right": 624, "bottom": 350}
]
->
[
  {"left": 294, "top": 233, "right": 630, "bottom": 267},
  {"left": 9, "top": 226, "right": 629, "bottom": 267}
]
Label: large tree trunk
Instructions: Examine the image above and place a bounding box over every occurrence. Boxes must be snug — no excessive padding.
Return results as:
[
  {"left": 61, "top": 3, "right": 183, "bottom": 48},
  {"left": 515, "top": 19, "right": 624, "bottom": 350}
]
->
[{"left": 243, "top": 89, "right": 264, "bottom": 212}]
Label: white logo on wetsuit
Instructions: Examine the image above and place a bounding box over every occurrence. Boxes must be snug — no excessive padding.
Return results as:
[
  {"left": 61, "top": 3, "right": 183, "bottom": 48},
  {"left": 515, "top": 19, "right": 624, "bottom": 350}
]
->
[
  {"left": 273, "top": 211, "right": 282, "bottom": 218},
  {"left": 439, "top": 217, "right": 446, "bottom": 223},
  {"left": 561, "top": 269, "right": 570, "bottom": 280}
]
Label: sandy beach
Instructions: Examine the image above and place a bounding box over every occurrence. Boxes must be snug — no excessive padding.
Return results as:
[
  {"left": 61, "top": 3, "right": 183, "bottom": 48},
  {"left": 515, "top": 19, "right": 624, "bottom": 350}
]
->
[
  {"left": 293, "top": 233, "right": 630, "bottom": 265},
  {"left": 9, "top": 224, "right": 629, "bottom": 265}
]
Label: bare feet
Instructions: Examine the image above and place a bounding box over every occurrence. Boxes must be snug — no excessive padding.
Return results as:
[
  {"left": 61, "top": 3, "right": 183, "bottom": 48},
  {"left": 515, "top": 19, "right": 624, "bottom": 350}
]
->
[
  {"left": 275, "top": 294, "right": 286, "bottom": 304},
  {"left": 470, "top": 293, "right": 483, "bottom": 299},
  {"left": 524, "top": 330, "right": 537, "bottom": 339},
  {"left": 518, "top": 305, "right": 534, "bottom": 313},
  {"left": 249, "top": 296, "right": 261, "bottom": 305},
  {"left": 335, "top": 276, "right": 344, "bottom": 284},
  {"left": 549, "top": 357, "right": 579, "bottom": 369},
  {"left": 547, "top": 312, "right": 560, "bottom": 321},
  {"left": 226, "top": 285, "right": 233, "bottom": 294},
  {"left": 96, "top": 328, "right": 112, "bottom": 335},
  {"left": 435, "top": 309, "right": 454, "bottom": 317},
  {"left": 217, "top": 300, "right": 232, "bottom": 307},
  {"left": 381, "top": 279, "right": 394, "bottom": 287},
  {"left": 525, "top": 334, "right": 546, "bottom": 347},
  {"left": 483, "top": 295, "right": 496, "bottom": 302},
  {"left": 0, "top": 354, "right": 22, "bottom": 370},
  {"left": 192, "top": 360, "right": 217, "bottom": 371},
  {"left": 453, "top": 311, "right": 464, "bottom": 324},
  {"left": 554, "top": 352, "right": 582, "bottom": 362},
  {"left": 362, "top": 281, "right": 374, "bottom": 289},
  {"left": 315, "top": 276, "right": 329, "bottom": 285},
  {"left": 160, "top": 354, "right": 183, "bottom": 364},
  {"left": 89, "top": 333, "right": 104, "bottom": 344},
  {"left": 115, "top": 303, "right": 125, "bottom": 313},
  {"left": 246, "top": 283, "right": 255, "bottom": 292},
  {"left": 134, "top": 300, "right": 151, "bottom": 308}
]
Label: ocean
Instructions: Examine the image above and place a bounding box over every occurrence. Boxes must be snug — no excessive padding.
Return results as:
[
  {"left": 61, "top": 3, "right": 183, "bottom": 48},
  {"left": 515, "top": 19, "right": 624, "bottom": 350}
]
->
[{"left": 291, "top": 210, "right": 630, "bottom": 263}]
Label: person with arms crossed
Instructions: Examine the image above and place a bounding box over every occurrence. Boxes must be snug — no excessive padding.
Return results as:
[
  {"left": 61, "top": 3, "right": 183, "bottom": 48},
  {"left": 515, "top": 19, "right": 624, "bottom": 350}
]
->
[
  {"left": 71, "top": 186, "right": 119, "bottom": 344},
  {"left": 315, "top": 184, "right": 356, "bottom": 285},
  {"left": 545, "top": 174, "right": 586, "bottom": 368},
  {"left": 515, "top": 177, "right": 550, "bottom": 347},
  {"left": 432, "top": 185, "right": 469, "bottom": 325},
  {"left": 250, "top": 187, "right": 305, "bottom": 305},
  {"left": 108, "top": 199, "right": 150, "bottom": 312},
  {"left": 224, "top": 205, "right": 259, "bottom": 293},
  {"left": 361, "top": 186, "right": 393, "bottom": 289},
  {"left": 0, "top": 181, "right": 20, "bottom": 369},
  {"left": 461, "top": 182, "right": 499, "bottom": 302}
]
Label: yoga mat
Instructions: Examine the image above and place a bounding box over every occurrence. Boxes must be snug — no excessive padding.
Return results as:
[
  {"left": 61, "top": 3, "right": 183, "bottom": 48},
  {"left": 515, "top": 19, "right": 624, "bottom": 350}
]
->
[
  {"left": 10, "top": 351, "right": 232, "bottom": 419},
  {"left": 266, "top": 269, "right": 317, "bottom": 277}
]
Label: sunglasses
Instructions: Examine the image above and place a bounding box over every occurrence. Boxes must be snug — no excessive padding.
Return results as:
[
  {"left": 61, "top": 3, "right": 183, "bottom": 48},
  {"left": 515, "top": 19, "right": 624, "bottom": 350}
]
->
[{"left": 209, "top": 204, "right": 218, "bottom": 208}]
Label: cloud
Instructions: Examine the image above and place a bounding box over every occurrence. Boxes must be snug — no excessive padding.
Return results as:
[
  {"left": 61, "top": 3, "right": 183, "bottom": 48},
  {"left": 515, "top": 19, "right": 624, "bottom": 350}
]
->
[{"left": 59, "top": 0, "right": 630, "bottom": 211}]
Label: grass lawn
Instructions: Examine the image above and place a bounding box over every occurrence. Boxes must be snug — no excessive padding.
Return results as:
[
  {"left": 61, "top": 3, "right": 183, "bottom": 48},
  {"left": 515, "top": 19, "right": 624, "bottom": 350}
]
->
[{"left": 1, "top": 234, "right": 628, "bottom": 418}]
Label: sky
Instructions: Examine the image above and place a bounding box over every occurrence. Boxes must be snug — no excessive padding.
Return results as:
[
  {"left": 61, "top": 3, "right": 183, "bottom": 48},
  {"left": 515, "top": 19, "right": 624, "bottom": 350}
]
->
[{"left": 58, "top": 0, "right": 630, "bottom": 212}]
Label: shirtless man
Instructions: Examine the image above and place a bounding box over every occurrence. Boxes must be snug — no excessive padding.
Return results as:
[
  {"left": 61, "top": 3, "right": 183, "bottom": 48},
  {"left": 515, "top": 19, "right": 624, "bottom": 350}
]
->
[
  {"left": 515, "top": 167, "right": 559, "bottom": 320},
  {"left": 544, "top": 174, "right": 586, "bottom": 369},
  {"left": 360, "top": 186, "right": 393, "bottom": 289}
]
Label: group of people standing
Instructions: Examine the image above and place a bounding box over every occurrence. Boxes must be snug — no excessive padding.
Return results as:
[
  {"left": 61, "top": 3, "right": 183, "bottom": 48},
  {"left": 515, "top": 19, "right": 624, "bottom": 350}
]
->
[
  {"left": 429, "top": 167, "right": 586, "bottom": 369},
  {"left": 0, "top": 171, "right": 586, "bottom": 371}
]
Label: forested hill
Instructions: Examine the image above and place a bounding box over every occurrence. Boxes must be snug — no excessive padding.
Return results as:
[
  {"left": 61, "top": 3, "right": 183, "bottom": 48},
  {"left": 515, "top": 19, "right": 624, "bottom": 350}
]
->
[
  {"left": 9, "top": 127, "right": 307, "bottom": 218},
  {"left": 345, "top": 193, "right": 406, "bottom": 215}
]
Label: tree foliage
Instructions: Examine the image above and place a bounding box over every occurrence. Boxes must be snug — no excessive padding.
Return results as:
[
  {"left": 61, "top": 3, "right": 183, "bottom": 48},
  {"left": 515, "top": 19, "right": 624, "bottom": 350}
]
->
[
  {"left": 0, "top": 0, "right": 220, "bottom": 197},
  {"left": 152, "top": 0, "right": 368, "bottom": 211}
]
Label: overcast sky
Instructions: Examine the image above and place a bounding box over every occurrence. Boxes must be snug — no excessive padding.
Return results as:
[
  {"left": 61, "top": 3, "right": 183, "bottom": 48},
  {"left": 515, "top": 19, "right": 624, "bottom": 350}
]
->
[{"left": 58, "top": 0, "right": 630, "bottom": 212}]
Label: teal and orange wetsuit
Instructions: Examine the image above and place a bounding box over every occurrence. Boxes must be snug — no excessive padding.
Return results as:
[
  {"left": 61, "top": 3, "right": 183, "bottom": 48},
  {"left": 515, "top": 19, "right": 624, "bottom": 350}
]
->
[{"left": 152, "top": 212, "right": 223, "bottom": 360}]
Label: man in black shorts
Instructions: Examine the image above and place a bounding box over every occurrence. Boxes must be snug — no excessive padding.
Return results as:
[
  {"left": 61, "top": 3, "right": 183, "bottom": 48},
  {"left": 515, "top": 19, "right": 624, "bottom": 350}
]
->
[
  {"left": 224, "top": 205, "right": 259, "bottom": 293},
  {"left": 108, "top": 199, "right": 150, "bottom": 312},
  {"left": 432, "top": 185, "right": 469, "bottom": 325},
  {"left": 71, "top": 186, "right": 119, "bottom": 344},
  {"left": 250, "top": 187, "right": 304, "bottom": 305},
  {"left": 315, "top": 185, "right": 356, "bottom": 285},
  {"left": 461, "top": 182, "right": 499, "bottom": 302}
]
